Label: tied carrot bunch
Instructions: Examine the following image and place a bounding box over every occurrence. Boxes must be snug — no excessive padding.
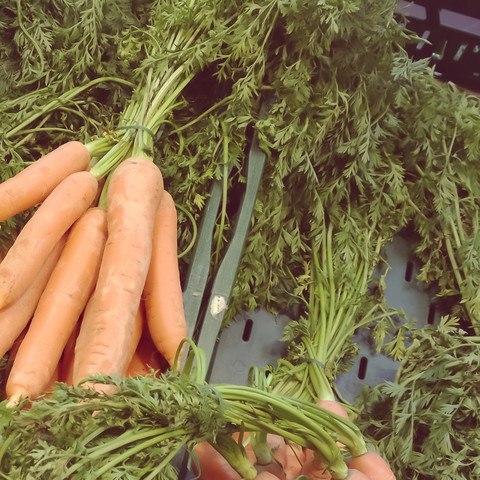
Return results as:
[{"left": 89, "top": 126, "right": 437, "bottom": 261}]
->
[
  {"left": 0, "top": 143, "right": 186, "bottom": 404},
  {"left": 0, "top": 339, "right": 394, "bottom": 480}
]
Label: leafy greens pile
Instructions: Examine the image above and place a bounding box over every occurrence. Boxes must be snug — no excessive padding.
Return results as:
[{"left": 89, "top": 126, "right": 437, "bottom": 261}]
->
[
  {"left": 355, "top": 317, "right": 480, "bottom": 480},
  {"left": 0, "top": 341, "right": 369, "bottom": 479}
]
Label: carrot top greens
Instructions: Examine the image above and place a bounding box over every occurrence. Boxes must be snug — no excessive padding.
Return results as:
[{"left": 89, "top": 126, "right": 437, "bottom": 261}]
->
[
  {"left": 355, "top": 318, "right": 480, "bottom": 480},
  {"left": 0, "top": 342, "right": 366, "bottom": 479}
]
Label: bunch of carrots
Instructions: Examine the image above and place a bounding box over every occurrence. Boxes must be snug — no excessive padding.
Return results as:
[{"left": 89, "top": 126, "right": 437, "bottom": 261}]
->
[
  {"left": 192, "top": 399, "right": 396, "bottom": 480},
  {"left": 195, "top": 418, "right": 397, "bottom": 480},
  {"left": 0, "top": 140, "right": 186, "bottom": 403}
]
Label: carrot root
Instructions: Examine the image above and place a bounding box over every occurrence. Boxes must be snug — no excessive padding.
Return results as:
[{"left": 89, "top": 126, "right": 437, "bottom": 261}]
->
[
  {"left": 72, "top": 158, "right": 163, "bottom": 391},
  {"left": 348, "top": 451, "right": 396, "bottom": 480},
  {"left": 0, "top": 141, "right": 91, "bottom": 222},
  {"left": 6, "top": 208, "right": 107, "bottom": 401},
  {"left": 0, "top": 170, "right": 98, "bottom": 308},
  {"left": 143, "top": 191, "right": 186, "bottom": 368}
]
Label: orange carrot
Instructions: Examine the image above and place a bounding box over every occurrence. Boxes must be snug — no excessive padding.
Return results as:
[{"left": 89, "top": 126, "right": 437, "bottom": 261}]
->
[
  {"left": 60, "top": 320, "right": 81, "bottom": 385},
  {"left": 125, "top": 307, "right": 167, "bottom": 378},
  {"left": 254, "top": 472, "right": 282, "bottom": 480},
  {"left": 283, "top": 442, "right": 305, "bottom": 480},
  {"left": 317, "top": 399, "right": 350, "bottom": 420},
  {"left": 192, "top": 441, "right": 243, "bottom": 480},
  {"left": 72, "top": 157, "right": 163, "bottom": 391},
  {"left": 348, "top": 451, "right": 396, "bottom": 480},
  {"left": 344, "top": 469, "right": 370, "bottom": 480},
  {"left": 298, "top": 450, "right": 334, "bottom": 480},
  {"left": 0, "top": 235, "right": 67, "bottom": 359},
  {"left": 0, "top": 141, "right": 91, "bottom": 222},
  {"left": 0, "top": 170, "right": 98, "bottom": 309},
  {"left": 123, "top": 304, "right": 146, "bottom": 376},
  {"left": 43, "top": 363, "right": 60, "bottom": 397},
  {"left": 143, "top": 190, "right": 186, "bottom": 368},
  {"left": 6, "top": 207, "right": 107, "bottom": 403},
  {"left": 2, "top": 326, "right": 29, "bottom": 399}
]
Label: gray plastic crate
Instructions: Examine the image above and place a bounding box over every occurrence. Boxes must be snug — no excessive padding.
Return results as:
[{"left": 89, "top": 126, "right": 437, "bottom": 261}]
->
[{"left": 206, "top": 234, "right": 442, "bottom": 401}]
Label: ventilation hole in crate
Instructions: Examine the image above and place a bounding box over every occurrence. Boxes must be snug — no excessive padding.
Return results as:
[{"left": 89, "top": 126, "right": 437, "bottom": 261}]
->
[
  {"left": 242, "top": 318, "right": 254, "bottom": 342},
  {"left": 404, "top": 260, "right": 414, "bottom": 282},
  {"left": 357, "top": 356, "right": 368, "bottom": 380},
  {"left": 427, "top": 304, "right": 436, "bottom": 325}
]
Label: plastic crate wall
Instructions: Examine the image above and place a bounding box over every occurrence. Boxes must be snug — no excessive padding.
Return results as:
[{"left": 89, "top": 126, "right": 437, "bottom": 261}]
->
[
  {"left": 207, "top": 234, "right": 444, "bottom": 403},
  {"left": 397, "top": 0, "right": 480, "bottom": 93}
]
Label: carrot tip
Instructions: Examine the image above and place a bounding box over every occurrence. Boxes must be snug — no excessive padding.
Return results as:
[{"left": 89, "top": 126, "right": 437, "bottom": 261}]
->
[{"left": 6, "top": 392, "right": 26, "bottom": 408}]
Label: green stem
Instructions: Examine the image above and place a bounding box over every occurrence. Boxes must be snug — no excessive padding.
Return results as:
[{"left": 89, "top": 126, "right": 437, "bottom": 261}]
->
[
  {"left": 16, "top": 0, "right": 45, "bottom": 78},
  {"left": 212, "top": 433, "right": 258, "bottom": 480},
  {"left": 93, "top": 429, "right": 188, "bottom": 479},
  {"left": 175, "top": 203, "right": 198, "bottom": 259},
  {"left": 250, "top": 430, "right": 271, "bottom": 465},
  {"left": 143, "top": 442, "right": 184, "bottom": 480},
  {"left": 445, "top": 236, "right": 465, "bottom": 295},
  {"left": 170, "top": 96, "right": 232, "bottom": 135},
  {"left": 146, "top": 72, "right": 195, "bottom": 134},
  {"left": 85, "top": 137, "right": 118, "bottom": 158},
  {"left": 218, "top": 385, "right": 351, "bottom": 477},
  {"left": 5, "top": 77, "right": 135, "bottom": 139},
  {"left": 89, "top": 130, "right": 135, "bottom": 179}
]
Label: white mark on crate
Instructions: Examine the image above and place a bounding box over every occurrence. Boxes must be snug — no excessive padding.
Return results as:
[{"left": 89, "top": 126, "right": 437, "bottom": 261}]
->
[{"left": 210, "top": 295, "right": 227, "bottom": 316}]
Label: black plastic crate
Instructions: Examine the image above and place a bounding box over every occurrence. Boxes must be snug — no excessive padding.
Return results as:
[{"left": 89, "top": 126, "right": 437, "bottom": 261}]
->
[{"left": 397, "top": 0, "right": 480, "bottom": 92}]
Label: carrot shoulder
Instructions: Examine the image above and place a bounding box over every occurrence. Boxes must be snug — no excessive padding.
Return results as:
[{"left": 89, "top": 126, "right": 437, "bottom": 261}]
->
[
  {"left": 0, "top": 234, "right": 67, "bottom": 359},
  {"left": 0, "top": 141, "right": 91, "bottom": 222},
  {"left": 298, "top": 450, "right": 334, "bottom": 480},
  {"left": 72, "top": 157, "right": 163, "bottom": 390},
  {"left": 6, "top": 207, "right": 107, "bottom": 403},
  {"left": 0, "top": 170, "right": 98, "bottom": 309},
  {"left": 348, "top": 451, "right": 396, "bottom": 480},
  {"left": 143, "top": 191, "right": 186, "bottom": 368}
]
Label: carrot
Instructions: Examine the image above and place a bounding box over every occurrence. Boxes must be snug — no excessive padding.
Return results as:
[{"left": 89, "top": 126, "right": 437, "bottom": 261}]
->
[
  {"left": 283, "top": 442, "right": 305, "bottom": 480},
  {"left": 143, "top": 190, "right": 186, "bottom": 368},
  {"left": 72, "top": 157, "right": 163, "bottom": 391},
  {"left": 125, "top": 308, "right": 167, "bottom": 377},
  {"left": 192, "top": 441, "right": 243, "bottom": 480},
  {"left": 6, "top": 207, "right": 108, "bottom": 403},
  {"left": 254, "top": 472, "right": 282, "bottom": 480},
  {"left": 316, "top": 399, "right": 350, "bottom": 420},
  {"left": 0, "top": 170, "right": 98, "bottom": 309},
  {"left": 252, "top": 434, "right": 288, "bottom": 480},
  {"left": 344, "top": 469, "right": 371, "bottom": 480},
  {"left": 60, "top": 319, "right": 81, "bottom": 385},
  {"left": 0, "top": 141, "right": 91, "bottom": 222},
  {"left": 44, "top": 363, "right": 60, "bottom": 397},
  {"left": 2, "top": 326, "right": 29, "bottom": 399},
  {"left": 0, "top": 235, "right": 67, "bottom": 359},
  {"left": 347, "top": 451, "right": 396, "bottom": 480},
  {"left": 123, "top": 303, "right": 146, "bottom": 376},
  {"left": 298, "top": 450, "right": 333, "bottom": 480}
]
